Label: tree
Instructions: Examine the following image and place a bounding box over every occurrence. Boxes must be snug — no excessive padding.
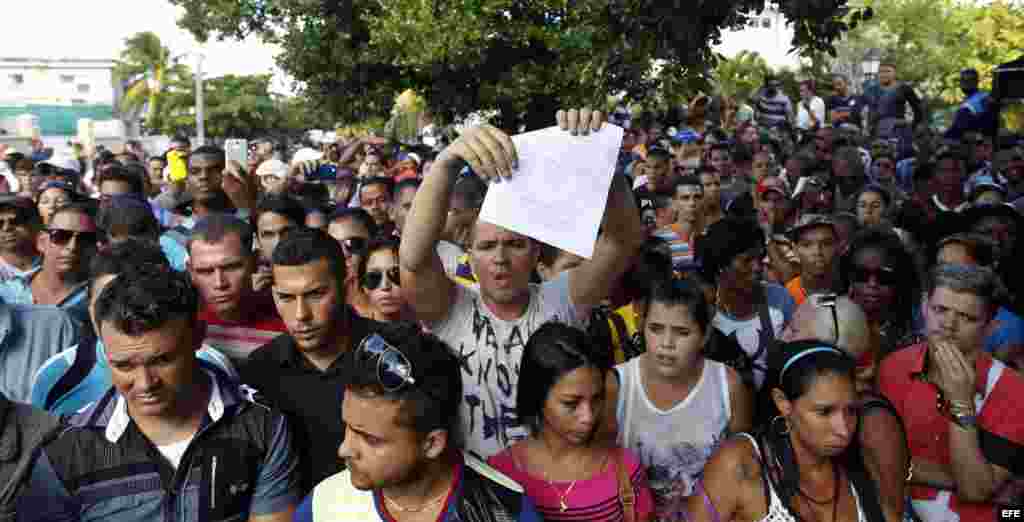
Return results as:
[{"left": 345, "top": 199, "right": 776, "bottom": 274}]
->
[
  {"left": 169, "top": 0, "right": 868, "bottom": 131},
  {"left": 115, "top": 32, "right": 191, "bottom": 133},
  {"left": 713, "top": 51, "right": 771, "bottom": 102}
]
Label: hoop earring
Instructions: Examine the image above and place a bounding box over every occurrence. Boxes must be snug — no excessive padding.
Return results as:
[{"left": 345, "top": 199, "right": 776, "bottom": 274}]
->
[{"left": 771, "top": 415, "right": 791, "bottom": 435}]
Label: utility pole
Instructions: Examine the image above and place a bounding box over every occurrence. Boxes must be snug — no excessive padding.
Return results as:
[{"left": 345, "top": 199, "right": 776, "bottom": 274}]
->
[{"left": 195, "top": 52, "right": 206, "bottom": 145}]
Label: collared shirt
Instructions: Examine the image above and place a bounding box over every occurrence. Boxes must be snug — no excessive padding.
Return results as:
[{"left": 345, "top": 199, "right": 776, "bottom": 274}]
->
[
  {"left": 30, "top": 335, "right": 237, "bottom": 416},
  {"left": 198, "top": 292, "right": 288, "bottom": 364},
  {"left": 20, "top": 367, "right": 301, "bottom": 522},
  {"left": 0, "top": 268, "right": 90, "bottom": 328},
  {"left": 240, "top": 306, "right": 383, "bottom": 494},
  {"left": 0, "top": 256, "right": 39, "bottom": 283},
  {"left": 878, "top": 342, "right": 1024, "bottom": 522},
  {"left": 931, "top": 194, "right": 969, "bottom": 213},
  {"left": 0, "top": 303, "right": 78, "bottom": 403}
]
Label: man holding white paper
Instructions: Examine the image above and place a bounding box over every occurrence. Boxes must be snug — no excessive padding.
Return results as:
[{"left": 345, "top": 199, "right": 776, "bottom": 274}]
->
[{"left": 399, "top": 108, "right": 642, "bottom": 458}]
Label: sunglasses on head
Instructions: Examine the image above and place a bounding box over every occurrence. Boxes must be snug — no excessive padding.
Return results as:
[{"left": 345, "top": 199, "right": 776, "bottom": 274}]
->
[
  {"left": 356, "top": 334, "right": 417, "bottom": 392},
  {"left": 361, "top": 266, "right": 400, "bottom": 290},
  {"left": 47, "top": 228, "right": 100, "bottom": 247},
  {"left": 851, "top": 265, "right": 898, "bottom": 286},
  {"left": 340, "top": 237, "right": 368, "bottom": 256}
]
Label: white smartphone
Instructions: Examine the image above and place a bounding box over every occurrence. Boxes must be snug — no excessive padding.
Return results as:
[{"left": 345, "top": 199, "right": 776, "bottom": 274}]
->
[{"left": 224, "top": 139, "right": 248, "bottom": 165}]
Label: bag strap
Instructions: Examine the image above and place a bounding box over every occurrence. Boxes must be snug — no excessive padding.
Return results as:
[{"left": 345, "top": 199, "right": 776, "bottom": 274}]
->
[{"left": 614, "top": 450, "right": 636, "bottom": 522}]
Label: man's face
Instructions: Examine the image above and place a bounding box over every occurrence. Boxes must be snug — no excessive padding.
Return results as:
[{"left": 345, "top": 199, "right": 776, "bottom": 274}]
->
[
  {"left": 934, "top": 158, "right": 965, "bottom": 196},
  {"left": 709, "top": 150, "right": 733, "bottom": 178},
  {"left": 328, "top": 218, "right": 371, "bottom": 281},
  {"left": 99, "top": 179, "right": 136, "bottom": 201},
  {"left": 833, "top": 77, "right": 848, "bottom": 95},
  {"left": 148, "top": 159, "right": 166, "bottom": 189},
  {"left": 391, "top": 186, "right": 417, "bottom": 234},
  {"left": 360, "top": 183, "right": 392, "bottom": 227},
  {"left": 878, "top": 65, "right": 896, "bottom": 86},
  {"left": 338, "top": 390, "right": 427, "bottom": 491},
  {"left": 923, "top": 286, "right": 991, "bottom": 356},
  {"left": 673, "top": 184, "right": 703, "bottom": 223},
  {"left": 256, "top": 212, "right": 299, "bottom": 263},
  {"left": 936, "top": 242, "right": 976, "bottom": 266},
  {"left": 259, "top": 172, "right": 287, "bottom": 195},
  {"left": 254, "top": 141, "right": 274, "bottom": 162},
  {"left": 856, "top": 191, "right": 886, "bottom": 227},
  {"left": 752, "top": 154, "right": 773, "bottom": 183},
  {"left": 647, "top": 156, "right": 671, "bottom": 188},
  {"left": 0, "top": 209, "right": 35, "bottom": 254},
  {"left": 700, "top": 172, "right": 722, "bottom": 207},
  {"left": 272, "top": 258, "right": 343, "bottom": 354},
  {"left": 188, "top": 234, "right": 254, "bottom": 319},
  {"left": 187, "top": 154, "right": 225, "bottom": 204},
  {"left": 104, "top": 317, "right": 201, "bottom": 420},
  {"left": 795, "top": 226, "right": 838, "bottom": 278},
  {"left": 469, "top": 222, "right": 538, "bottom": 306},
  {"left": 39, "top": 210, "right": 98, "bottom": 280}
]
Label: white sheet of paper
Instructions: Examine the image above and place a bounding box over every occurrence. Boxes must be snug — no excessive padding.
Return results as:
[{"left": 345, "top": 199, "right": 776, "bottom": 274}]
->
[{"left": 478, "top": 124, "right": 623, "bottom": 259}]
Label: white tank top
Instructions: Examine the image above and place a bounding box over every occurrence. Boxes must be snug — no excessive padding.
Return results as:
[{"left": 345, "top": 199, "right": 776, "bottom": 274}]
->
[{"left": 616, "top": 356, "right": 731, "bottom": 520}]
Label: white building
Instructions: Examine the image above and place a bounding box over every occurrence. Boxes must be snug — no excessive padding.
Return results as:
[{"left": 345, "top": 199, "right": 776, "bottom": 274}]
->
[
  {"left": 0, "top": 57, "right": 117, "bottom": 107},
  {"left": 715, "top": 7, "right": 802, "bottom": 70}
]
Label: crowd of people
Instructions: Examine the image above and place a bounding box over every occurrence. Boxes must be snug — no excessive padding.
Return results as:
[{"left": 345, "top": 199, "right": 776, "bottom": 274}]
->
[{"left": 0, "top": 59, "right": 1017, "bottom": 522}]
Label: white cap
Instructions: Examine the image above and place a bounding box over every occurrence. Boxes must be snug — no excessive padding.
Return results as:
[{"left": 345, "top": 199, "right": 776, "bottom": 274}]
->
[
  {"left": 256, "top": 159, "right": 288, "bottom": 179},
  {"left": 291, "top": 148, "right": 323, "bottom": 164}
]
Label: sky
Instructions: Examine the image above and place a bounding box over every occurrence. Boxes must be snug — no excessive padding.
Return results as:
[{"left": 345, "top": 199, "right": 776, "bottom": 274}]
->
[{"left": 4, "top": 0, "right": 291, "bottom": 92}]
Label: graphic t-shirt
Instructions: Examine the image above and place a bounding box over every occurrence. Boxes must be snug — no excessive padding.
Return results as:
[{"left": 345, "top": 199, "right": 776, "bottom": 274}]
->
[
  {"left": 429, "top": 272, "right": 584, "bottom": 458},
  {"left": 711, "top": 283, "right": 795, "bottom": 389}
]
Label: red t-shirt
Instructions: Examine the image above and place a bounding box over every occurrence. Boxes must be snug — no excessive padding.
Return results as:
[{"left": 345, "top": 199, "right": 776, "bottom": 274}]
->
[
  {"left": 878, "top": 342, "right": 1024, "bottom": 522},
  {"left": 198, "top": 292, "right": 288, "bottom": 363}
]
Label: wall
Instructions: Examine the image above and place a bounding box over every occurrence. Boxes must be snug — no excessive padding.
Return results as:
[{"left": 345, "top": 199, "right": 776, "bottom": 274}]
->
[{"left": 0, "top": 57, "right": 117, "bottom": 107}]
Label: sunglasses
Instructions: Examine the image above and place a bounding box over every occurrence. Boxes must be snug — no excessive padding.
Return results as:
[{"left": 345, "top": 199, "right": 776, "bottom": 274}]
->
[
  {"left": 340, "top": 237, "right": 368, "bottom": 256},
  {"left": 851, "top": 265, "right": 898, "bottom": 286},
  {"left": 361, "top": 266, "right": 400, "bottom": 290},
  {"left": 47, "top": 228, "right": 100, "bottom": 247},
  {"left": 356, "top": 334, "right": 417, "bottom": 392}
]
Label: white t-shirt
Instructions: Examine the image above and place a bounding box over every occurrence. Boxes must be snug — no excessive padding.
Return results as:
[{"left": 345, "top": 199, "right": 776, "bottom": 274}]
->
[
  {"left": 436, "top": 240, "right": 466, "bottom": 279},
  {"left": 796, "top": 96, "right": 826, "bottom": 130},
  {"left": 712, "top": 283, "right": 795, "bottom": 389},
  {"left": 429, "top": 272, "right": 584, "bottom": 458},
  {"left": 157, "top": 436, "right": 195, "bottom": 469}
]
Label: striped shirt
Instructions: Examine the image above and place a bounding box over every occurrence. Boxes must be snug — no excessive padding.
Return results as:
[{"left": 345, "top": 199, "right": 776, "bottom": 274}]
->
[
  {"left": 198, "top": 293, "right": 288, "bottom": 363},
  {"left": 652, "top": 224, "right": 699, "bottom": 273}
]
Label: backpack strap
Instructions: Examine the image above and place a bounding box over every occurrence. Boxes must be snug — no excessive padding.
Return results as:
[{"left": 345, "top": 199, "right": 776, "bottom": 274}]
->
[{"left": 614, "top": 450, "right": 636, "bottom": 522}]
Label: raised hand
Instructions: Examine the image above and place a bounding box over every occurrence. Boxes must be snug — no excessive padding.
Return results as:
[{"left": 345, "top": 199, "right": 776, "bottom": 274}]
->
[
  {"left": 434, "top": 125, "right": 517, "bottom": 183},
  {"left": 556, "top": 108, "right": 605, "bottom": 136}
]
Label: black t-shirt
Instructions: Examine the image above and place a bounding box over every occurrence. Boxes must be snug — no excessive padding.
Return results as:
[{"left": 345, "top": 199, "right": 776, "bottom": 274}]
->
[{"left": 239, "top": 307, "right": 385, "bottom": 494}]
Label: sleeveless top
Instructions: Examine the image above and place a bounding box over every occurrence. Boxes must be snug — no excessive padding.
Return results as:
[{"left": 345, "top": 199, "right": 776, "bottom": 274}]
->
[
  {"left": 616, "top": 356, "right": 731, "bottom": 520},
  {"left": 735, "top": 433, "right": 868, "bottom": 522}
]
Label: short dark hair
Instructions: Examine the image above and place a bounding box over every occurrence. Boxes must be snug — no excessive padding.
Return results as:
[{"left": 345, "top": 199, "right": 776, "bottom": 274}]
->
[
  {"left": 451, "top": 175, "right": 487, "bottom": 210},
  {"left": 329, "top": 207, "right": 378, "bottom": 237},
  {"left": 95, "top": 263, "right": 199, "bottom": 336},
  {"left": 357, "top": 237, "right": 400, "bottom": 283},
  {"left": 696, "top": 217, "right": 765, "bottom": 284},
  {"left": 936, "top": 233, "right": 996, "bottom": 267},
  {"left": 254, "top": 195, "right": 307, "bottom": 229},
  {"left": 149, "top": 155, "right": 168, "bottom": 166},
  {"left": 674, "top": 174, "right": 703, "bottom": 194},
  {"left": 360, "top": 176, "right": 394, "bottom": 198},
  {"left": 272, "top": 227, "right": 347, "bottom": 285},
  {"left": 89, "top": 238, "right": 170, "bottom": 301},
  {"left": 188, "top": 213, "right": 254, "bottom": 257},
  {"left": 189, "top": 145, "right": 225, "bottom": 164},
  {"left": 642, "top": 276, "right": 713, "bottom": 334},
  {"left": 50, "top": 200, "right": 98, "bottom": 225},
  {"left": 927, "top": 263, "right": 1005, "bottom": 312},
  {"left": 346, "top": 323, "right": 462, "bottom": 435},
  {"left": 393, "top": 178, "right": 421, "bottom": 199},
  {"left": 517, "top": 322, "right": 612, "bottom": 433},
  {"left": 98, "top": 196, "right": 160, "bottom": 240}
]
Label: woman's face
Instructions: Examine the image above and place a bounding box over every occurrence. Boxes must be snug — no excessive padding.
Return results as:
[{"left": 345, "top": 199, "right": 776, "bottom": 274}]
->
[
  {"left": 642, "top": 301, "right": 707, "bottom": 380},
  {"left": 856, "top": 191, "right": 886, "bottom": 227},
  {"left": 37, "top": 188, "right": 71, "bottom": 225},
  {"left": 752, "top": 154, "right": 773, "bottom": 183},
  {"left": 848, "top": 246, "right": 897, "bottom": 319},
  {"left": 774, "top": 372, "right": 857, "bottom": 459},
  {"left": 362, "top": 248, "right": 404, "bottom": 319},
  {"left": 541, "top": 366, "right": 606, "bottom": 446}
]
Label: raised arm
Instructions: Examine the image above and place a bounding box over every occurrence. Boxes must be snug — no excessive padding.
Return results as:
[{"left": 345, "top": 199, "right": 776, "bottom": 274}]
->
[
  {"left": 562, "top": 109, "right": 643, "bottom": 309},
  {"left": 399, "top": 126, "right": 517, "bottom": 322}
]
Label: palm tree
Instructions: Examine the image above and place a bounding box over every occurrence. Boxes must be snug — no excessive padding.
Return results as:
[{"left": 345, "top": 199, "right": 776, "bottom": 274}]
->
[
  {"left": 713, "top": 51, "right": 771, "bottom": 103},
  {"left": 116, "top": 32, "right": 190, "bottom": 134}
]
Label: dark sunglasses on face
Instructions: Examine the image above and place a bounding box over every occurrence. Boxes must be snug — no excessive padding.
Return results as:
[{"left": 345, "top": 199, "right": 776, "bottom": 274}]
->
[
  {"left": 340, "top": 237, "right": 368, "bottom": 256},
  {"left": 361, "top": 266, "right": 400, "bottom": 290},
  {"left": 47, "top": 228, "right": 100, "bottom": 247},
  {"left": 851, "top": 265, "right": 898, "bottom": 286}
]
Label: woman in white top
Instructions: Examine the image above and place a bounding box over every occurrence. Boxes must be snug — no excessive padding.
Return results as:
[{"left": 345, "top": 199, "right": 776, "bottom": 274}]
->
[
  {"left": 606, "top": 276, "right": 753, "bottom": 522},
  {"left": 689, "top": 341, "right": 886, "bottom": 522}
]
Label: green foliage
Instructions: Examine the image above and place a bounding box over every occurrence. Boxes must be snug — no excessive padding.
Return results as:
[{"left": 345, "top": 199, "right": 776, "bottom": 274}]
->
[
  {"left": 168, "top": 0, "right": 865, "bottom": 130},
  {"left": 115, "top": 31, "right": 190, "bottom": 132},
  {"left": 713, "top": 51, "right": 771, "bottom": 102}
]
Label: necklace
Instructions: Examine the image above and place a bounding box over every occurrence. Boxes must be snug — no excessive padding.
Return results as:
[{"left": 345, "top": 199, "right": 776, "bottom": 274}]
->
[
  {"left": 382, "top": 485, "right": 449, "bottom": 513},
  {"left": 797, "top": 461, "right": 841, "bottom": 522},
  {"left": 544, "top": 475, "right": 579, "bottom": 513}
]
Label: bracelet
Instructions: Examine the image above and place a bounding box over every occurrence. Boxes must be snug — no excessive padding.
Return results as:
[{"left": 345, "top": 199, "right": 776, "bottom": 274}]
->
[{"left": 906, "top": 462, "right": 914, "bottom": 483}]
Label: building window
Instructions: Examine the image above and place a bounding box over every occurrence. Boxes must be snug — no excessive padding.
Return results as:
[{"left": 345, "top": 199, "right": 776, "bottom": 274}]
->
[
  {"left": 76, "top": 84, "right": 91, "bottom": 94},
  {"left": 60, "top": 74, "right": 75, "bottom": 84},
  {"left": 9, "top": 74, "right": 24, "bottom": 88},
  {"left": 762, "top": 18, "right": 771, "bottom": 28}
]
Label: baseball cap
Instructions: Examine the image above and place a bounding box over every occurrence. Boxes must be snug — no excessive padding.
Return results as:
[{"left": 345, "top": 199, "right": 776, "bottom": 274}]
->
[
  {"left": 756, "top": 176, "right": 788, "bottom": 199},
  {"left": 256, "top": 159, "right": 289, "bottom": 180},
  {"left": 671, "top": 129, "right": 702, "bottom": 145},
  {"left": 787, "top": 213, "right": 836, "bottom": 241}
]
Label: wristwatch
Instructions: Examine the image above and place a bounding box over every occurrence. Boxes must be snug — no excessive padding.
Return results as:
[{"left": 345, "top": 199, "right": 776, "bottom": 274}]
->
[{"left": 951, "top": 412, "right": 978, "bottom": 429}]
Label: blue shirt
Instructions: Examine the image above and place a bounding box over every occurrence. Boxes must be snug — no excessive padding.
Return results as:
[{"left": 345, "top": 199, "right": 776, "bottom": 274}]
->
[
  {"left": 158, "top": 234, "right": 188, "bottom": 271},
  {"left": 0, "top": 268, "right": 90, "bottom": 328},
  {"left": 31, "top": 337, "right": 238, "bottom": 416},
  {"left": 0, "top": 303, "right": 78, "bottom": 402},
  {"left": 984, "top": 307, "right": 1024, "bottom": 356}
]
